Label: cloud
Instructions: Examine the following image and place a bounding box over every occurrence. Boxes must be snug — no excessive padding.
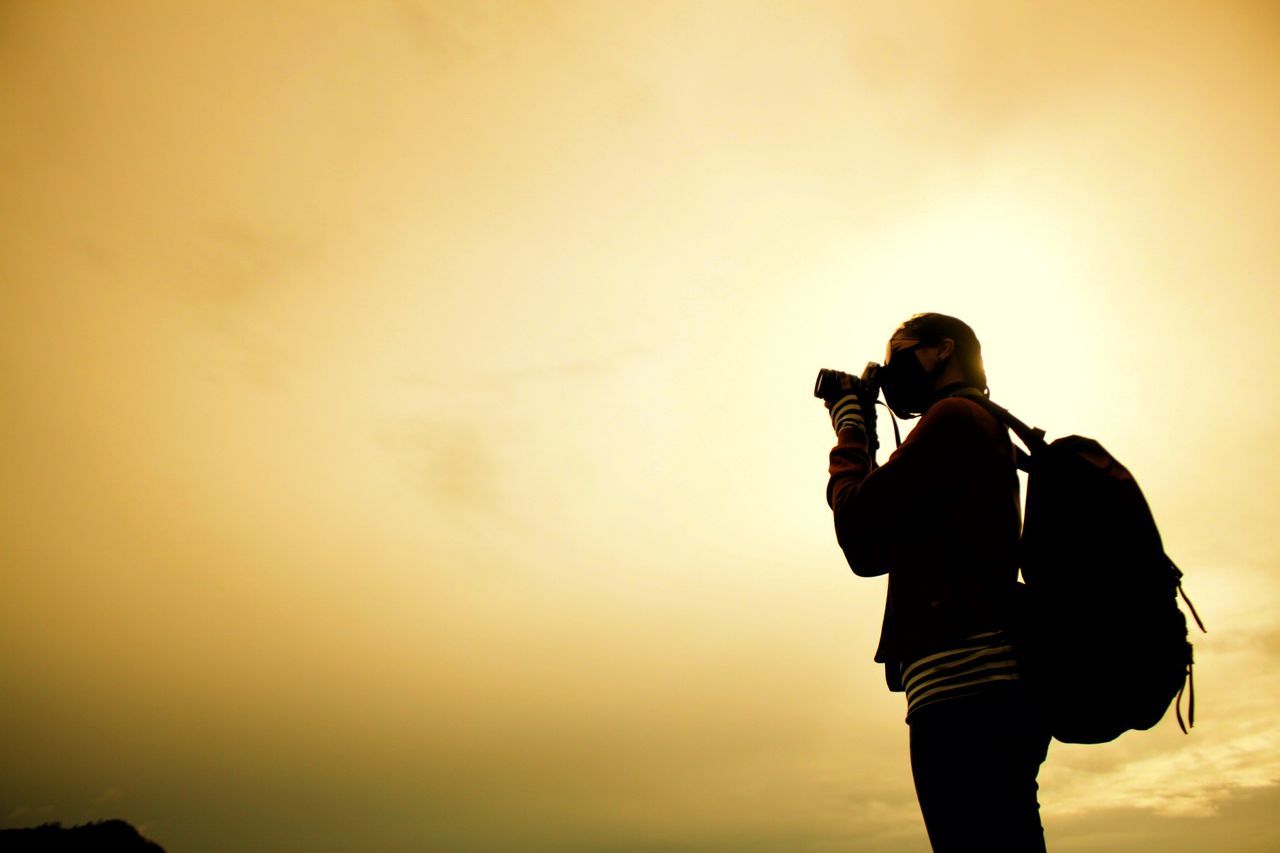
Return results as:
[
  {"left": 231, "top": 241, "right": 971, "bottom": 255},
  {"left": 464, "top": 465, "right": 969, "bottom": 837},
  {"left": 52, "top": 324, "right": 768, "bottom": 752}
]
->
[
  {"left": 92, "top": 787, "right": 125, "bottom": 806},
  {"left": 5, "top": 804, "right": 53, "bottom": 821},
  {"left": 192, "top": 220, "right": 303, "bottom": 307},
  {"left": 1050, "top": 782, "right": 1280, "bottom": 853},
  {"left": 1047, "top": 725, "right": 1280, "bottom": 819},
  {"left": 375, "top": 415, "right": 502, "bottom": 517},
  {"left": 398, "top": 344, "right": 651, "bottom": 392},
  {"left": 390, "top": 0, "right": 562, "bottom": 72}
]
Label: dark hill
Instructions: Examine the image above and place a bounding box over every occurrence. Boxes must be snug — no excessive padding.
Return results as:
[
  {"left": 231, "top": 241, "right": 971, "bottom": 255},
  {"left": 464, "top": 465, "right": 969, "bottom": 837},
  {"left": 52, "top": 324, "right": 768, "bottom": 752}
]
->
[{"left": 0, "top": 819, "right": 165, "bottom": 852}]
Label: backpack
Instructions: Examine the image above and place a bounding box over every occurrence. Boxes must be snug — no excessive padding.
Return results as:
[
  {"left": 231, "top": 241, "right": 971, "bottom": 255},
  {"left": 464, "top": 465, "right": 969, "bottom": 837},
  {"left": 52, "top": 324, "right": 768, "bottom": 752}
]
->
[{"left": 944, "top": 388, "right": 1207, "bottom": 744}]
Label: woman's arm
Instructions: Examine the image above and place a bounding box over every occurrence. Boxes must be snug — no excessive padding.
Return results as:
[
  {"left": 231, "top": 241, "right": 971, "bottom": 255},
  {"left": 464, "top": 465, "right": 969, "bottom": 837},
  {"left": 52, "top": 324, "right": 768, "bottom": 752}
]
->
[{"left": 827, "top": 398, "right": 977, "bottom": 576}]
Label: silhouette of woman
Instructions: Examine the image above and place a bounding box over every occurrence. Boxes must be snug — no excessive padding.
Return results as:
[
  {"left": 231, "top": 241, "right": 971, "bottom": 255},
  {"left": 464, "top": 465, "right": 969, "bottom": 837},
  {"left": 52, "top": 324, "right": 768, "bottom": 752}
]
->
[{"left": 823, "top": 313, "right": 1052, "bottom": 852}]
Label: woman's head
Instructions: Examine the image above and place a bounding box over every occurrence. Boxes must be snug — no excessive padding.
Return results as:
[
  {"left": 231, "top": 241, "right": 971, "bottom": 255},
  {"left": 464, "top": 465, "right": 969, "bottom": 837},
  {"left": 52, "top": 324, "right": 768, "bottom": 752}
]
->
[{"left": 888, "top": 312, "right": 988, "bottom": 395}]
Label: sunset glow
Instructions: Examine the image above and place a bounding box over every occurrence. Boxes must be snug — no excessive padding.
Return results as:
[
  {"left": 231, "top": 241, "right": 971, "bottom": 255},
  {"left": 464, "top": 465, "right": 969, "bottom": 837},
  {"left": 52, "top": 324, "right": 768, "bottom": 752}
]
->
[{"left": 2, "top": 2, "right": 1277, "bottom": 850}]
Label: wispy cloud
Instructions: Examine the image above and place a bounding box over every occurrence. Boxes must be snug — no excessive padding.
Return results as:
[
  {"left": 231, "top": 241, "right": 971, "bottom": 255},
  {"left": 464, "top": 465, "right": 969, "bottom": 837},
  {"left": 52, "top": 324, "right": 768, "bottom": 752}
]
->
[{"left": 375, "top": 415, "right": 499, "bottom": 515}]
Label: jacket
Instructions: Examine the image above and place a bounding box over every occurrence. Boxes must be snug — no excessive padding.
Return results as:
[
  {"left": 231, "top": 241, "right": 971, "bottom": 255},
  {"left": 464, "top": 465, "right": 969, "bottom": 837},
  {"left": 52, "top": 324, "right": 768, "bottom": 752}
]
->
[{"left": 826, "top": 387, "right": 1023, "bottom": 690}]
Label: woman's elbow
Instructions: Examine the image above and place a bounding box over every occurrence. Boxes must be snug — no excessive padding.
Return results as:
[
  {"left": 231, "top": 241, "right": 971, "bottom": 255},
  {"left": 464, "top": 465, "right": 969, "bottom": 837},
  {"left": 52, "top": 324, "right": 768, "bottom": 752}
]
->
[
  {"left": 832, "top": 497, "right": 891, "bottom": 577},
  {"left": 837, "top": 532, "right": 889, "bottom": 577},
  {"left": 843, "top": 548, "right": 889, "bottom": 577}
]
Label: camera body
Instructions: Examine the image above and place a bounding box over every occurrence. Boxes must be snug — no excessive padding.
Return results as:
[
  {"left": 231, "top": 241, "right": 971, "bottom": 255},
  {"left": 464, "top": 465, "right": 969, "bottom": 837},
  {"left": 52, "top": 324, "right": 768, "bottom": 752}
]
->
[{"left": 813, "top": 361, "right": 883, "bottom": 403}]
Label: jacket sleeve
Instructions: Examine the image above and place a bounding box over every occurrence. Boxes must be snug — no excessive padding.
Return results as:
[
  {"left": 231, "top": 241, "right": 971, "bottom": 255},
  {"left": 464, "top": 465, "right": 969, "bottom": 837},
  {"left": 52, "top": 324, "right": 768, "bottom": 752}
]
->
[{"left": 826, "top": 398, "right": 977, "bottom": 577}]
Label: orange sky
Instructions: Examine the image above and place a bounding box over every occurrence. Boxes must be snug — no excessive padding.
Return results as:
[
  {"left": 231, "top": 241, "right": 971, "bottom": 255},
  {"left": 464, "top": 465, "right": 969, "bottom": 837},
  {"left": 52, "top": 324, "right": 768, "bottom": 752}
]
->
[{"left": 2, "top": 2, "right": 1278, "bottom": 850}]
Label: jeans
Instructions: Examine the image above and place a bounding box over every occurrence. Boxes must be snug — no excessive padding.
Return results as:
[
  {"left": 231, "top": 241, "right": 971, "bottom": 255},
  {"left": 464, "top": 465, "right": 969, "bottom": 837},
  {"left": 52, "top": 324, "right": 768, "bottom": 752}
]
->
[{"left": 908, "top": 684, "right": 1052, "bottom": 852}]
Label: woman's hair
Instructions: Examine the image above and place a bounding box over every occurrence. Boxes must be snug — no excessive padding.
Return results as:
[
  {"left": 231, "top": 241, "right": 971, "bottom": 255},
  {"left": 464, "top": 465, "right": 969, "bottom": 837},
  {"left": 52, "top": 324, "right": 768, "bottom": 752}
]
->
[{"left": 892, "top": 312, "right": 989, "bottom": 395}]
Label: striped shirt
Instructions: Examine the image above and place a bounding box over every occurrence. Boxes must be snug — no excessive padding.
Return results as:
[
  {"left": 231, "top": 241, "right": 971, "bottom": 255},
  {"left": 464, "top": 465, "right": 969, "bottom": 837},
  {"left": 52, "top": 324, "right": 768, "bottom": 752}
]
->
[{"left": 900, "top": 629, "right": 1023, "bottom": 723}]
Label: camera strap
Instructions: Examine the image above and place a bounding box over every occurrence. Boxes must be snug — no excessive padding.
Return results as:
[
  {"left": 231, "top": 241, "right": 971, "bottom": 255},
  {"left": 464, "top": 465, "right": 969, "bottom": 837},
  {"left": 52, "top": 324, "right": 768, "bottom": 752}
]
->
[{"left": 877, "top": 399, "right": 904, "bottom": 456}]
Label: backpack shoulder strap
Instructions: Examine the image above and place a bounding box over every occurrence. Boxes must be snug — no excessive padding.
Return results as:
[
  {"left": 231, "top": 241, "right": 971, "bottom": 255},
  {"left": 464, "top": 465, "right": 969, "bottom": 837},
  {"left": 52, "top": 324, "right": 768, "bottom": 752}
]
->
[{"left": 946, "top": 388, "right": 1047, "bottom": 472}]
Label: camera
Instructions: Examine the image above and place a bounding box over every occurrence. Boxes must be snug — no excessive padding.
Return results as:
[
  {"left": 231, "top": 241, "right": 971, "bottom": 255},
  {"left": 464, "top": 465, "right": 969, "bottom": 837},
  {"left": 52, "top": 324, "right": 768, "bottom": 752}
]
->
[
  {"left": 813, "top": 362, "right": 884, "bottom": 403},
  {"left": 814, "top": 361, "right": 885, "bottom": 463}
]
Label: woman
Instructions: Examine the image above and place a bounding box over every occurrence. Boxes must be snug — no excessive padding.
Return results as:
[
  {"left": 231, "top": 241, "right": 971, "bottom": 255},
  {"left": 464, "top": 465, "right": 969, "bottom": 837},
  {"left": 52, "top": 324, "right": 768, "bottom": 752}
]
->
[{"left": 823, "top": 312, "right": 1052, "bottom": 852}]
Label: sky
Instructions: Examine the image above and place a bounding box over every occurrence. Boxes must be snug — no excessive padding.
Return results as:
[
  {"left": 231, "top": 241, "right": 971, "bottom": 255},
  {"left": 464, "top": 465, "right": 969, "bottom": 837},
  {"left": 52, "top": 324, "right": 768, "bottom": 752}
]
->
[{"left": 1, "top": 1, "right": 1277, "bottom": 850}]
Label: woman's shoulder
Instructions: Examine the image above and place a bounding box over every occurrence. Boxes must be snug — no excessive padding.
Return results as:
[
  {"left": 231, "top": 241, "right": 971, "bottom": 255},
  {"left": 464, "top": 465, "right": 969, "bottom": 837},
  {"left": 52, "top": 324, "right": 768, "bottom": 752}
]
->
[{"left": 921, "top": 394, "right": 991, "bottom": 427}]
